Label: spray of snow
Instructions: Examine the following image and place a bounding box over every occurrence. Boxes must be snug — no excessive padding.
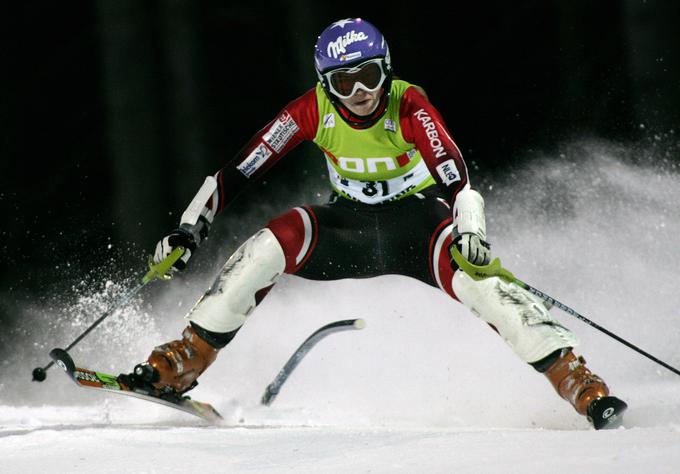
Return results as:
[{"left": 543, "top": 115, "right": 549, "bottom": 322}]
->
[{"left": 2, "top": 139, "right": 679, "bottom": 434}]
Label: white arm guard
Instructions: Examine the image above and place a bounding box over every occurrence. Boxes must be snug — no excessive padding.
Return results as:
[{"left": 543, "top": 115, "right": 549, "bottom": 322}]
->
[
  {"left": 452, "top": 187, "right": 487, "bottom": 240},
  {"left": 180, "top": 175, "right": 219, "bottom": 226}
]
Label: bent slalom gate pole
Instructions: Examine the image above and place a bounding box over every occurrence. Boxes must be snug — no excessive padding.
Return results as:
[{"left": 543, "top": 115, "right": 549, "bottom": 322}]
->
[
  {"left": 31, "top": 247, "right": 185, "bottom": 382},
  {"left": 451, "top": 247, "right": 680, "bottom": 377},
  {"left": 261, "top": 319, "right": 366, "bottom": 406}
]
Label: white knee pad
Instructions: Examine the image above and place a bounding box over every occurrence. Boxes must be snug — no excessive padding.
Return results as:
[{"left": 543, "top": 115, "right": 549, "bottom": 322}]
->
[
  {"left": 452, "top": 270, "right": 579, "bottom": 363},
  {"left": 186, "top": 228, "right": 286, "bottom": 333}
]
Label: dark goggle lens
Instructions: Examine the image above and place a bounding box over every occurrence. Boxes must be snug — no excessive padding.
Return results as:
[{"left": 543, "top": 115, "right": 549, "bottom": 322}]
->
[{"left": 329, "top": 62, "right": 383, "bottom": 96}]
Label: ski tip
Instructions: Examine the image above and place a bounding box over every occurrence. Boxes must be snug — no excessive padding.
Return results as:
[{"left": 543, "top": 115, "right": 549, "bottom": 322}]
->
[{"left": 353, "top": 319, "right": 366, "bottom": 330}]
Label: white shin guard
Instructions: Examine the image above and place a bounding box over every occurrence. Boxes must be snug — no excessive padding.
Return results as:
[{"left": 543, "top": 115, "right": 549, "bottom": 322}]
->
[
  {"left": 186, "top": 228, "right": 286, "bottom": 333},
  {"left": 452, "top": 270, "right": 579, "bottom": 363}
]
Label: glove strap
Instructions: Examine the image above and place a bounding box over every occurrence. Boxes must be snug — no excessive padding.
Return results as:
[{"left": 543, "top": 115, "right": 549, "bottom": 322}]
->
[{"left": 181, "top": 176, "right": 218, "bottom": 226}]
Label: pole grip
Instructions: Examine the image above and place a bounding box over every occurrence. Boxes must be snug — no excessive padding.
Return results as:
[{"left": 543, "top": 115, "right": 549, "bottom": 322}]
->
[
  {"left": 450, "top": 245, "right": 516, "bottom": 283},
  {"left": 142, "top": 246, "right": 185, "bottom": 284}
]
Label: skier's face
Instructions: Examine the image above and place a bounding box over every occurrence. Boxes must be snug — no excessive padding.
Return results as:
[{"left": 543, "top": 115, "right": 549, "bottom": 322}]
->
[{"left": 338, "top": 88, "right": 383, "bottom": 116}]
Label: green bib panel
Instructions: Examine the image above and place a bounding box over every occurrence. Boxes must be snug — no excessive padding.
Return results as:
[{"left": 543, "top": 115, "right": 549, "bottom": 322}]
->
[{"left": 313, "top": 80, "right": 435, "bottom": 203}]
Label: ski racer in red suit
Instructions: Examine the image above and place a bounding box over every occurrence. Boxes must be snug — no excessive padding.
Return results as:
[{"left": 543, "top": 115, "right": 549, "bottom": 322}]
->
[{"left": 121, "top": 18, "right": 626, "bottom": 429}]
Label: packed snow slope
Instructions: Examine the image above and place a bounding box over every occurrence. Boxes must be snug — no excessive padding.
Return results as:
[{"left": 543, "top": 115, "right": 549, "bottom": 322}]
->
[{"left": 2, "top": 140, "right": 680, "bottom": 473}]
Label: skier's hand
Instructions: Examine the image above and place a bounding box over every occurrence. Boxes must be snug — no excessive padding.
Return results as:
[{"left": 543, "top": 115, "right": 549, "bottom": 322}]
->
[
  {"left": 153, "top": 218, "right": 210, "bottom": 270},
  {"left": 452, "top": 232, "right": 491, "bottom": 266}
]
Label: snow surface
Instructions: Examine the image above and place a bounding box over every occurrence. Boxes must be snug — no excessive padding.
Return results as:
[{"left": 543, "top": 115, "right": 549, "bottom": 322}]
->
[{"left": 2, "top": 142, "right": 680, "bottom": 473}]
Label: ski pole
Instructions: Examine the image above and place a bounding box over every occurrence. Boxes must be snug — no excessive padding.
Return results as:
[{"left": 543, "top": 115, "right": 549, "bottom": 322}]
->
[
  {"left": 31, "top": 247, "right": 185, "bottom": 382},
  {"left": 451, "top": 246, "right": 680, "bottom": 377}
]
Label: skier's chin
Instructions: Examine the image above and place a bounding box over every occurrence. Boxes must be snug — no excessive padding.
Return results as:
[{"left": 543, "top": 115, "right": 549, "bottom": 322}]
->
[{"left": 342, "top": 94, "right": 379, "bottom": 116}]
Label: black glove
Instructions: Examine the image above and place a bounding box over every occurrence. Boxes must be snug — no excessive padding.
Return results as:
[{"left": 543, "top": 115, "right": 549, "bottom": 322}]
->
[
  {"left": 452, "top": 232, "right": 491, "bottom": 266},
  {"left": 153, "top": 217, "right": 211, "bottom": 270}
]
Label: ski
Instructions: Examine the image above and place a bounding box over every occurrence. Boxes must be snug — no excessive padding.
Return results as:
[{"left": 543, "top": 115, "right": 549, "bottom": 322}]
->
[
  {"left": 587, "top": 396, "right": 628, "bottom": 430},
  {"left": 49, "top": 348, "right": 222, "bottom": 423},
  {"left": 261, "top": 318, "right": 365, "bottom": 406}
]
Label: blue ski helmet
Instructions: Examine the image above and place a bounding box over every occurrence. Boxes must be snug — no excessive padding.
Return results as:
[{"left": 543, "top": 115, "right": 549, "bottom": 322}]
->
[{"left": 314, "top": 18, "right": 392, "bottom": 99}]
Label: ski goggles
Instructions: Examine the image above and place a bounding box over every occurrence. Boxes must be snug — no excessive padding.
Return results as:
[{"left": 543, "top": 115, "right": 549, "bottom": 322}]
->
[{"left": 323, "top": 58, "right": 387, "bottom": 99}]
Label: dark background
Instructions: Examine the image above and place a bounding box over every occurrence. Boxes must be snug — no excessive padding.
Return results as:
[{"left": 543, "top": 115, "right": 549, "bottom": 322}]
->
[{"left": 2, "top": 1, "right": 679, "bottom": 321}]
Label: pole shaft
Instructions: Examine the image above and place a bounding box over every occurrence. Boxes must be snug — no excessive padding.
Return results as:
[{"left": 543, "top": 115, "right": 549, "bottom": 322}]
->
[
  {"left": 38, "top": 281, "right": 147, "bottom": 373},
  {"left": 62, "top": 281, "right": 146, "bottom": 352},
  {"left": 518, "top": 280, "right": 680, "bottom": 377}
]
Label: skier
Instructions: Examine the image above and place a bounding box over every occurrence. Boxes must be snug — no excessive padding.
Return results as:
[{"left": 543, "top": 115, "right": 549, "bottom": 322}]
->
[{"left": 120, "top": 18, "right": 626, "bottom": 428}]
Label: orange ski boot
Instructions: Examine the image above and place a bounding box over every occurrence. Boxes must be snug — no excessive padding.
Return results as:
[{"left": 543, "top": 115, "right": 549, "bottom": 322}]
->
[
  {"left": 543, "top": 348, "right": 627, "bottom": 429},
  {"left": 121, "top": 324, "right": 222, "bottom": 396}
]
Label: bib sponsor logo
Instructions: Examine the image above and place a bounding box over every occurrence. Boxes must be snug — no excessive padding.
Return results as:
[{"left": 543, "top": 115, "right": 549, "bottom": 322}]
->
[
  {"left": 326, "top": 31, "right": 368, "bottom": 59},
  {"left": 338, "top": 156, "right": 397, "bottom": 173},
  {"left": 414, "top": 108, "right": 446, "bottom": 158},
  {"left": 327, "top": 155, "right": 432, "bottom": 204},
  {"left": 237, "top": 143, "right": 272, "bottom": 178},
  {"left": 263, "top": 111, "right": 299, "bottom": 153},
  {"left": 384, "top": 118, "right": 396, "bottom": 132},
  {"left": 323, "top": 113, "right": 336, "bottom": 128},
  {"left": 436, "top": 159, "right": 461, "bottom": 185}
]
